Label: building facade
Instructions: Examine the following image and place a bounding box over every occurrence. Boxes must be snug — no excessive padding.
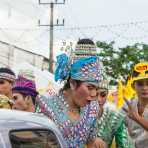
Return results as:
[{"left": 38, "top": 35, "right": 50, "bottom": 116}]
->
[{"left": 0, "top": 40, "right": 49, "bottom": 70}]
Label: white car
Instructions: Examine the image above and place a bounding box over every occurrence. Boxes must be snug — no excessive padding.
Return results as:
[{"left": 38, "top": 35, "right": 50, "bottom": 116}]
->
[{"left": 0, "top": 109, "right": 66, "bottom": 148}]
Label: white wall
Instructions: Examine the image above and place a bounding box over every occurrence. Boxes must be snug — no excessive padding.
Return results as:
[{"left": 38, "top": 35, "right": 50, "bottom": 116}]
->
[{"left": 0, "top": 41, "right": 48, "bottom": 70}]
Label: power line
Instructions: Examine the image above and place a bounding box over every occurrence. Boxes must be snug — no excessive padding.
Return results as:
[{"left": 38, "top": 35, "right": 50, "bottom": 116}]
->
[
  {"left": 1, "top": 20, "right": 148, "bottom": 31},
  {"left": 1, "top": 19, "right": 148, "bottom": 49},
  {"left": 54, "top": 20, "right": 148, "bottom": 30}
]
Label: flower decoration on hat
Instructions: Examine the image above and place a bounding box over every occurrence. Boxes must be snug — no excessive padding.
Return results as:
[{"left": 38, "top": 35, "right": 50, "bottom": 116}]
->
[{"left": 131, "top": 62, "right": 148, "bottom": 82}]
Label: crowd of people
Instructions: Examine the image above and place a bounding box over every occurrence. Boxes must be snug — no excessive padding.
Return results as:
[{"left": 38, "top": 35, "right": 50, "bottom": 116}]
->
[{"left": 0, "top": 38, "right": 147, "bottom": 148}]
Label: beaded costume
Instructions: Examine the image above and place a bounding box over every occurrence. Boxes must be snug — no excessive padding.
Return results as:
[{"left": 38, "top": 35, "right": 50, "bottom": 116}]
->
[
  {"left": 37, "top": 92, "right": 99, "bottom": 147},
  {"left": 37, "top": 54, "right": 103, "bottom": 147},
  {"left": 97, "top": 108, "right": 133, "bottom": 148}
]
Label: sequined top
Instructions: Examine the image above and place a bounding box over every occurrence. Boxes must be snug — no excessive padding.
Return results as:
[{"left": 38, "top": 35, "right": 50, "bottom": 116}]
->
[
  {"left": 97, "top": 108, "right": 133, "bottom": 148},
  {"left": 36, "top": 91, "right": 99, "bottom": 148},
  {"left": 123, "top": 99, "right": 148, "bottom": 148}
]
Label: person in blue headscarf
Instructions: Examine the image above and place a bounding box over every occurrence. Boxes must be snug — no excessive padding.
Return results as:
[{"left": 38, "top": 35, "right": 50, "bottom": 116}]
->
[{"left": 37, "top": 54, "right": 106, "bottom": 148}]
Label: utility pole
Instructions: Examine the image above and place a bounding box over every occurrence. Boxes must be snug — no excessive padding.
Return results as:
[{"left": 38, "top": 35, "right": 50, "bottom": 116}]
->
[{"left": 38, "top": 0, "right": 65, "bottom": 73}]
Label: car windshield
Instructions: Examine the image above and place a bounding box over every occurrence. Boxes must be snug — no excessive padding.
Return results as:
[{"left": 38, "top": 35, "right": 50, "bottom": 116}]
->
[{"left": 9, "top": 129, "right": 61, "bottom": 148}]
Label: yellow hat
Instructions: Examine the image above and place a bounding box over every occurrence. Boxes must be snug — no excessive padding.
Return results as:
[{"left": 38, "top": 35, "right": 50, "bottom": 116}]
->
[{"left": 131, "top": 62, "right": 148, "bottom": 82}]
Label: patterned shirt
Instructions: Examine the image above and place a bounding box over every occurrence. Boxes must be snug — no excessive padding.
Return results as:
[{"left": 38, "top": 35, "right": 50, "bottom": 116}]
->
[
  {"left": 122, "top": 99, "right": 148, "bottom": 148},
  {"left": 36, "top": 91, "right": 99, "bottom": 148},
  {"left": 97, "top": 107, "right": 134, "bottom": 148}
]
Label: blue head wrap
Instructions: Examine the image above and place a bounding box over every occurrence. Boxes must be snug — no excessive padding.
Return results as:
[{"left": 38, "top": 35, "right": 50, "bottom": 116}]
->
[
  {"left": 54, "top": 54, "right": 103, "bottom": 85},
  {"left": 54, "top": 53, "right": 70, "bottom": 81}
]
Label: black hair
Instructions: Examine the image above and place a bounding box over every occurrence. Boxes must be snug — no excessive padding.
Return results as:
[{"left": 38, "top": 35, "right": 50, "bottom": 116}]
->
[
  {"left": 22, "top": 94, "right": 36, "bottom": 105},
  {"left": 61, "top": 77, "right": 82, "bottom": 91},
  {"left": 131, "top": 70, "right": 140, "bottom": 77},
  {"left": 0, "top": 67, "right": 15, "bottom": 76},
  {"left": 132, "top": 70, "right": 148, "bottom": 78},
  {"left": 77, "top": 38, "right": 95, "bottom": 45}
]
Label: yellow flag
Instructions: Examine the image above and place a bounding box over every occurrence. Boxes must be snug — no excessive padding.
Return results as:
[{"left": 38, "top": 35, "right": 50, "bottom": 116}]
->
[
  {"left": 116, "top": 80, "right": 124, "bottom": 109},
  {"left": 124, "top": 76, "right": 135, "bottom": 99}
]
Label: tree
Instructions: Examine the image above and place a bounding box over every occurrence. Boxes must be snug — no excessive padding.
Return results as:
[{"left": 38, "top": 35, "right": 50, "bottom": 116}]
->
[{"left": 96, "top": 41, "right": 148, "bottom": 85}]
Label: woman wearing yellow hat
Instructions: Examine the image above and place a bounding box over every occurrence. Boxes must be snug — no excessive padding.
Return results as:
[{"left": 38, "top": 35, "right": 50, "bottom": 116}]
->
[{"left": 122, "top": 62, "right": 148, "bottom": 148}]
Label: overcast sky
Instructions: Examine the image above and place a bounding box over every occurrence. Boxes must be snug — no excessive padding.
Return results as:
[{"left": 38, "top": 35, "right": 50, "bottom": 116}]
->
[{"left": 0, "top": 0, "right": 148, "bottom": 58}]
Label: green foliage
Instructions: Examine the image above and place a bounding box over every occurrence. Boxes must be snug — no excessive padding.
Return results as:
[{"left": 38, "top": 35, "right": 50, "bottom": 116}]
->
[{"left": 96, "top": 41, "right": 148, "bottom": 85}]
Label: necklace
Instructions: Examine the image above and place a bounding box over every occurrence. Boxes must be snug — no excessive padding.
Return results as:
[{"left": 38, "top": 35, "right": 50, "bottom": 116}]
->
[{"left": 60, "top": 91, "right": 80, "bottom": 113}]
